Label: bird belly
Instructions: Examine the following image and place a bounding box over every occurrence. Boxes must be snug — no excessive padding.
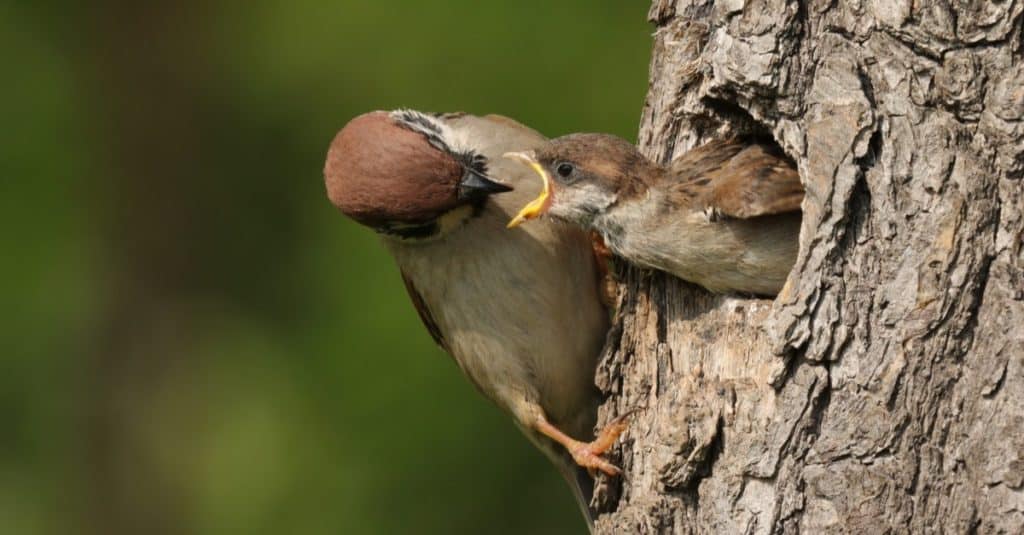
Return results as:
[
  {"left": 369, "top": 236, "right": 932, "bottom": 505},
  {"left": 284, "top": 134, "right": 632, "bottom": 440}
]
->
[
  {"left": 389, "top": 214, "right": 606, "bottom": 436},
  {"left": 604, "top": 214, "right": 799, "bottom": 296}
]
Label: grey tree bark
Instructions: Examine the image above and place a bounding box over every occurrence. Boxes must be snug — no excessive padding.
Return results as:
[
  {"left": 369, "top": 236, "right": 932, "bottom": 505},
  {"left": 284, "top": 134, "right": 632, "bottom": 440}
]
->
[{"left": 591, "top": 1, "right": 1024, "bottom": 533}]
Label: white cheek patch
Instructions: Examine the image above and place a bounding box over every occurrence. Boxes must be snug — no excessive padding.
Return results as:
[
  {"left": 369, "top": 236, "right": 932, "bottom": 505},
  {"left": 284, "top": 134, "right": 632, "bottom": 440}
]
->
[
  {"left": 555, "top": 183, "right": 615, "bottom": 222},
  {"left": 573, "top": 183, "right": 615, "bottom": 209},
  {"left": 436, "top": 205, "right": 476, "bottom": 236}
]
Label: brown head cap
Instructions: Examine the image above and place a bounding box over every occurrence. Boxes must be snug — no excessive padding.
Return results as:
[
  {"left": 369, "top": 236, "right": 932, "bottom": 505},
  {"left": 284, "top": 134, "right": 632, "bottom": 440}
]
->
[{"left": 324, "top": 111, "right": 463, "bottom": 227}]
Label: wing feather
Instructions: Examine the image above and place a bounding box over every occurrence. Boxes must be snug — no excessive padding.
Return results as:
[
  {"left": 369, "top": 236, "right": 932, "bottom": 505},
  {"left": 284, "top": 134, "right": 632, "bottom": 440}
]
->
[
  {"left": 667, "top": 139, "right": 803, "bottom": 219},
  {"left": 399, "top": 271, "right": 447, "bottom": 351}
]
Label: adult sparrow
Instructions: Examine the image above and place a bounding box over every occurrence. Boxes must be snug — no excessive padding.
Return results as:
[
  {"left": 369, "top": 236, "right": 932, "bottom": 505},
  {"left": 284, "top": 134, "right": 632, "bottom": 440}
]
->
[{"left": 325, "top": 111, "right": 625, "bottom": 527}]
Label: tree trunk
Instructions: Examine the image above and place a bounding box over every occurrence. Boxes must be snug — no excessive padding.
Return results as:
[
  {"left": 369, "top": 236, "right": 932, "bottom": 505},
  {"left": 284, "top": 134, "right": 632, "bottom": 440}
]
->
[{"left": 592, "top": 1, "right": 1024, "bottom": 532}]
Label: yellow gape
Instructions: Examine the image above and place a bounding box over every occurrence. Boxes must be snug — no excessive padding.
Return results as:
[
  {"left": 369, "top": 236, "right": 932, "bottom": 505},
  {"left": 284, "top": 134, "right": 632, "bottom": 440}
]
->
[{"left": 504, "top": 151, "right": 552, "bottom": 228}]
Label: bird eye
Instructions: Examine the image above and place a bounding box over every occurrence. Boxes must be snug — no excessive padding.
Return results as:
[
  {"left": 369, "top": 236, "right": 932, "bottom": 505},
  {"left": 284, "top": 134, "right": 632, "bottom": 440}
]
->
[{"left": 556, "top": 162, "right": 575, "bottom": 178}]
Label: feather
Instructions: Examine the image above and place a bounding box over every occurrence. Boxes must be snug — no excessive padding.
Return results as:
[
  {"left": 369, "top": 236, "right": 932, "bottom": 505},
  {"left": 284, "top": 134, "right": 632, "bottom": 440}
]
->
[
  {"left": 668, "top": 139, "right": 803, "bottom": 219},
  {"left": 399, "top": 270, "right": 448, "bottom": 351}
]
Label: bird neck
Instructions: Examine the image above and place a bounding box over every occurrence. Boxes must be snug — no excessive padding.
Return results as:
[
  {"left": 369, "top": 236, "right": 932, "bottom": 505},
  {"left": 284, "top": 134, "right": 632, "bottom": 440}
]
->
[{"left": 378, "top": 204, "right": 479, "bottom": 243}]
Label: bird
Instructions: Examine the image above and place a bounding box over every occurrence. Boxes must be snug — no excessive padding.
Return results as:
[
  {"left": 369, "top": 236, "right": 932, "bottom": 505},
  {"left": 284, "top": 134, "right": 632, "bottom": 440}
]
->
[
  {"left": 505, "top": 133, "right": 803, "bottom": 296},
  {"left": 324, "top": 110, "right": 624, "bottom": 527}
]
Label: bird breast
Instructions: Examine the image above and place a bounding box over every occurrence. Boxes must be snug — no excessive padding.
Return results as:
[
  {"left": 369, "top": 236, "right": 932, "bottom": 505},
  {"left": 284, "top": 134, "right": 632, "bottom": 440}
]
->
[
  {"left": 386, "top": 202, "right": 606, "bottom": 430},
  {"left": 596, "top": 196, "right": 799, "bottom": 295}
]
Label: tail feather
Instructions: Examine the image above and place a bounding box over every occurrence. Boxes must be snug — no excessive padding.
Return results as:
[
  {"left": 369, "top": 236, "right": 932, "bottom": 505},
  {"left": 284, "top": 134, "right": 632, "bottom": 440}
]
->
[{"left": 555, "top": 452, "right": 596, "bottom": 533}]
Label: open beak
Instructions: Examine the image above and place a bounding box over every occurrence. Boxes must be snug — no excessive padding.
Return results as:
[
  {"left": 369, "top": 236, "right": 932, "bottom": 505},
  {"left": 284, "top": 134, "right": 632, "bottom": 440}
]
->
[{"left": 503, "top": 151, "right": 552, "bottom": 228}]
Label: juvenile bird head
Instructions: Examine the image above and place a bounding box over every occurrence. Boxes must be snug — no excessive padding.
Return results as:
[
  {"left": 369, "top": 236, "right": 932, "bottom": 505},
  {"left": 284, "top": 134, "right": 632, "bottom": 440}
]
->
[
  {"left": 504, "top": 133, "right": 659, "bottom": 228},
  {"left": 325, "top": 110, "right": 513, "bottom": 240}
]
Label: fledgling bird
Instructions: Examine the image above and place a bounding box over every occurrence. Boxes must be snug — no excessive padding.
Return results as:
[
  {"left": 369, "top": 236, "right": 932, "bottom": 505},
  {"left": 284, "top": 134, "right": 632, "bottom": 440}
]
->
[
  {"left": 505, "top": 133, "right": 803, "bottom": 296},
  {"left": 324, "top": 110, "right": 624, "bottom": 526}
]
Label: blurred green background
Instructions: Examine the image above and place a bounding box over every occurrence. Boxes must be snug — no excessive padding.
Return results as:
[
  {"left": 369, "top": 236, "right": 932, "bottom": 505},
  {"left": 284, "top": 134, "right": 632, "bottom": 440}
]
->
[{"left": 1, "top": 2, "right": 650, "bottom": 534}]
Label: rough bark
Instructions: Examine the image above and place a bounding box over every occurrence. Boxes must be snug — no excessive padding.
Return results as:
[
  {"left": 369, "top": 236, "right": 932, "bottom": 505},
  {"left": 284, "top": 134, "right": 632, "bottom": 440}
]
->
[{"left": 592, "top": 1, "right": 1024, "bottom": 533}]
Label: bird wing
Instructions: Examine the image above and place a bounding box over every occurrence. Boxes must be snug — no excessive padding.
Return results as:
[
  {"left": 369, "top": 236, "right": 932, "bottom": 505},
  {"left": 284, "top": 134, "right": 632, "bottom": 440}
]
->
[
  {"left": 399, "top": 270, "right": 448, "bottom": 351},
  {"left": 667, "top": 139, "right": 804, "bottom": 219}
]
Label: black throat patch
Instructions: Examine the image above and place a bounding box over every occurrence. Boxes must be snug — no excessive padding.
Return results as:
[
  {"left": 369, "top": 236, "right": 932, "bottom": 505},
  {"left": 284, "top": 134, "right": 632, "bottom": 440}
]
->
[{"left": 375, "top": 220, "right": 440, "bottom": 240}]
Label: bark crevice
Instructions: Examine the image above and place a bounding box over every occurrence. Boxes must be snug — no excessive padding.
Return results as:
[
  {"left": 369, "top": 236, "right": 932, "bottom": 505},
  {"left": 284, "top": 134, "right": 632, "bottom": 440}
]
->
[{"left": 593, "top": 2, "right": 1024, "bottom": 532}]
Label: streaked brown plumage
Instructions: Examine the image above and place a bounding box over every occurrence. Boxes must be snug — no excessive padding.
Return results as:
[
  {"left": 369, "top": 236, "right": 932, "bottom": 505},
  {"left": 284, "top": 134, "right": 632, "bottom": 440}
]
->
[
  {"left": 506, "top": 134, "right": 803, "bottom": 295},
  {"left": 662, "top": 137, "right": 804, "bottom": 220}
]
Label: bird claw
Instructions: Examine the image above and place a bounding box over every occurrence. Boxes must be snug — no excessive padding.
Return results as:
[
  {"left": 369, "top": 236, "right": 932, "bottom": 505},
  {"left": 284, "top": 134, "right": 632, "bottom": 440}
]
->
[
  {"left": 569, "top": 412, "right": 634, "bottom": 477},
  {"left": 571, "top": 446, "right": 622, "bottom": 477}
]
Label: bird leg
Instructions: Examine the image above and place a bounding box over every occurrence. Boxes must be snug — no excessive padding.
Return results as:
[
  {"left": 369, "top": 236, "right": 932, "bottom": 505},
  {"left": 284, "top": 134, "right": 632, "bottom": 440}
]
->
[{"left": 534, "top": 413, "right": 630, "bottom": 476}]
